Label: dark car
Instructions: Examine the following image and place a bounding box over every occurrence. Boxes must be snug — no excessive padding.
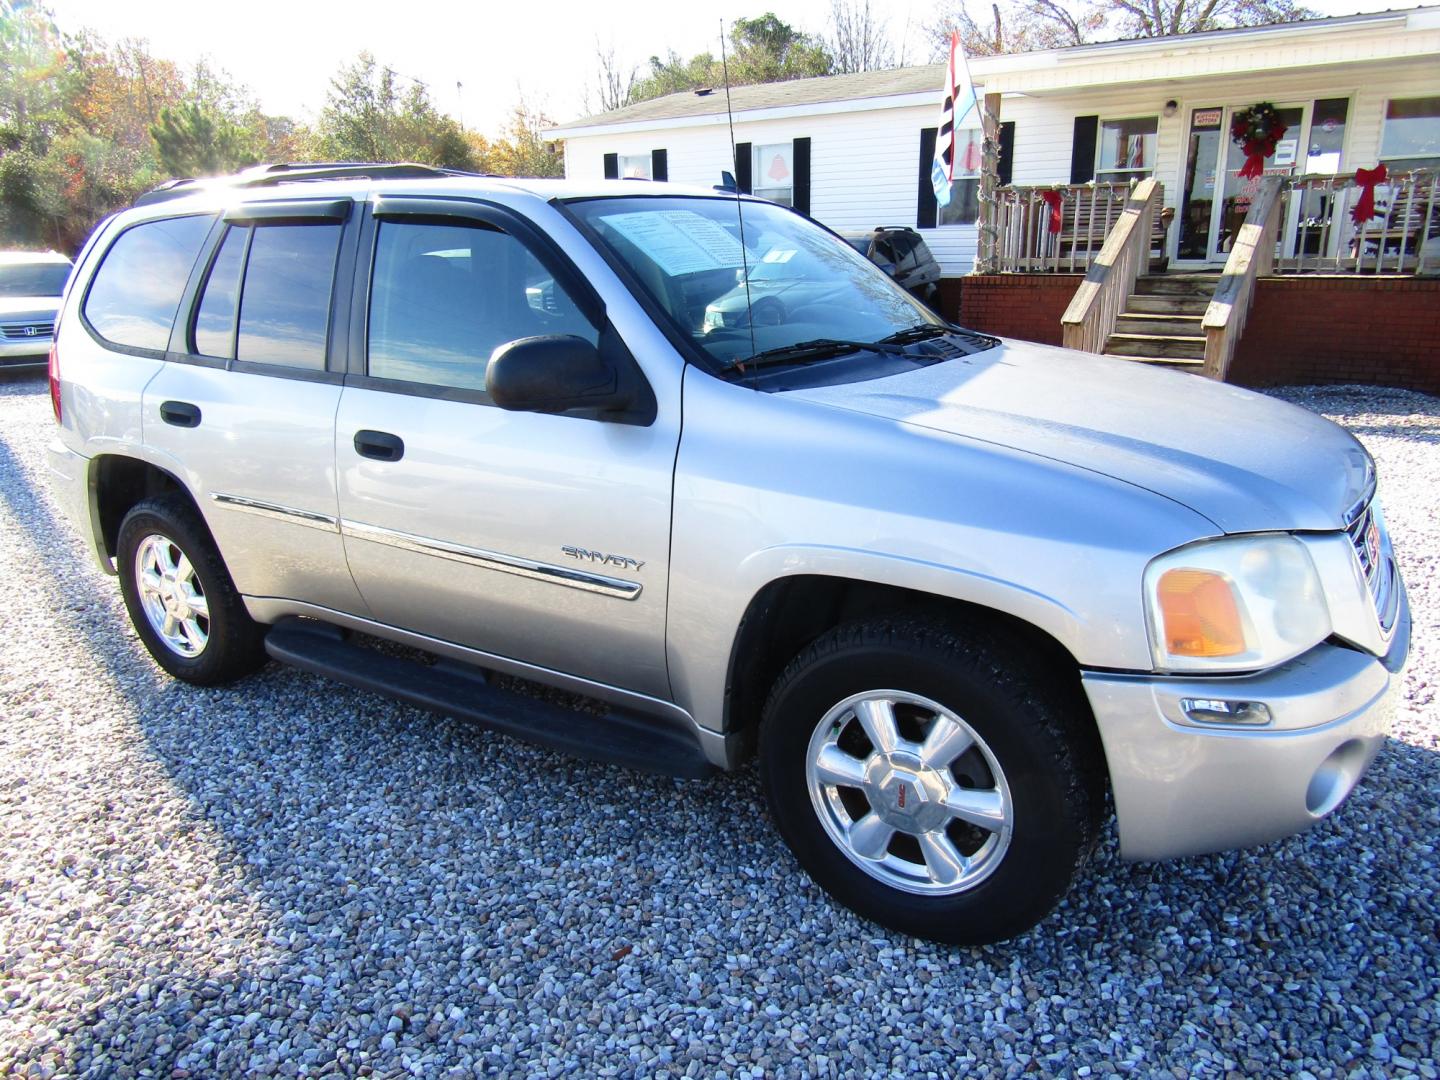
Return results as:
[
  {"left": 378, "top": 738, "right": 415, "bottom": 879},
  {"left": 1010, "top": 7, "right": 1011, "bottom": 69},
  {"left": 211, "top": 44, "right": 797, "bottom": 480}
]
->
[{"left": 839, "top": 227, "right": 941, "bottom": 307}]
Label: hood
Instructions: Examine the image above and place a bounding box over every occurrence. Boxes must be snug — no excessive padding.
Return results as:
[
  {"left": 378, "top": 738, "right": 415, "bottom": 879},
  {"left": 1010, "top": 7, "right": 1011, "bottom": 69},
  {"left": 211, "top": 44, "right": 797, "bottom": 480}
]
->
[
  {"left": 0, "top": 296, "right": 61, "bottom": 321},
  {"left": 785, "top": 338, "right": 1371, "bottom": 534}
]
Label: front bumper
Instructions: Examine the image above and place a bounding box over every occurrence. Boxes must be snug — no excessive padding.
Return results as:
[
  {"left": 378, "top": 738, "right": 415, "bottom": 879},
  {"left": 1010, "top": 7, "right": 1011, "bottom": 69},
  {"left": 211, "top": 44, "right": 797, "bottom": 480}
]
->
[
  {"left": 1083, "top": 584, "right": 1410, "bottom": 861},
  {"left": 0, "top": 336, "right": 52, "bottom": 368}
]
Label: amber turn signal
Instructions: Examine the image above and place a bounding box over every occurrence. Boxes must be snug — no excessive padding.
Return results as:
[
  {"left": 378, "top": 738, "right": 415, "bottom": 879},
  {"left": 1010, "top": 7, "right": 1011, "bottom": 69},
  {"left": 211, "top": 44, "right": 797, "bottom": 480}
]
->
[{"left": 1156, "top": 568, "right": 1246, "bottom": 658}]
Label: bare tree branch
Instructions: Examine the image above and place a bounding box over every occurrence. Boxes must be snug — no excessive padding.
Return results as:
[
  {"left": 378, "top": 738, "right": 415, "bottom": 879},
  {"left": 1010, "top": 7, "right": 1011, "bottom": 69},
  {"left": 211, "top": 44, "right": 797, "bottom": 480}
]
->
[{"left": 828, "top": 0, "right": 896, "bottom": 73}]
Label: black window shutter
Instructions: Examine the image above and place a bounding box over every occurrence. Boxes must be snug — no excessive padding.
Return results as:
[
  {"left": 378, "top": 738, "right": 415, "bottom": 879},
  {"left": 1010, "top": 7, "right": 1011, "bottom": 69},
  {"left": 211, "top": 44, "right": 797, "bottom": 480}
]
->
[
  {"left": 792, "top": 137, "right": 811, "bottom": 215},
  {"left": 1070, "top": 116, "right": 1099, "bottom": 184},
  {"left": 603, "top": 153, "right": 618, "bottom": 180},
  {"left": 917, "top": 128, "right": 938, "bottom": 229},
  {"left": 651, "top": 148, "right": 668, "bottom": 182},
  {"left": 998, "top": 121, "right": 1016, "bottom": 186},
  {"left": 734, "top": 142, "right": 752, "bottom": 194}
]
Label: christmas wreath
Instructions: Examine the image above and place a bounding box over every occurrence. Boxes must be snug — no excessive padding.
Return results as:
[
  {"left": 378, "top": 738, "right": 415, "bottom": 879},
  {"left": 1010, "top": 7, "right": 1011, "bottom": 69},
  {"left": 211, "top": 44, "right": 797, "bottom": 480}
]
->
[{"left": 1230, "top": 102, "right": 1287, "bottom": 180}]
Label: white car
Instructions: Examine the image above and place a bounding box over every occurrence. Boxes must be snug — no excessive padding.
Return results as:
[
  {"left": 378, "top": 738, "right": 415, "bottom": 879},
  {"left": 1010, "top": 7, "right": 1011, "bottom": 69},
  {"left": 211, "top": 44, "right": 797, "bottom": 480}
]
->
[{"left": 0, "top": 251, "right": 72, "bottom": 371}]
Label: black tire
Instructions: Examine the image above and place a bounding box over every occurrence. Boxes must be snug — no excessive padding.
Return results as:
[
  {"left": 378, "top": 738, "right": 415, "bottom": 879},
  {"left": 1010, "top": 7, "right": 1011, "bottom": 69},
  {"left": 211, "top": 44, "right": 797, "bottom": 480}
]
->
[
  {"left": 759, "top": 616, "right": 1105, "bottom": 945},
  {"left": 116, "top": 495, "right": 267, "bottom": 686}
]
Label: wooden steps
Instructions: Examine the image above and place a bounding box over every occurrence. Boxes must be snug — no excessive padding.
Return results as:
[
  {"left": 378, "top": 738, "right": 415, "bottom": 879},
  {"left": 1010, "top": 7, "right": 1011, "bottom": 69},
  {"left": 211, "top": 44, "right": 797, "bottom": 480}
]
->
[{"left": 1103, "top": 275, "right": 1219, "bottom": 369}]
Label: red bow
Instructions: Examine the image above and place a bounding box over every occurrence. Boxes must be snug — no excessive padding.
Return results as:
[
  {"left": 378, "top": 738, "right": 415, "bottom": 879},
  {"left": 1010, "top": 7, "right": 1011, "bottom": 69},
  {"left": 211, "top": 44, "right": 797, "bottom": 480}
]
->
[
  {"left": 1237, "top": 122, "right": 1286, "bottom": 180},
  {"left": 1351, "top": 164, "right": 1388, "bottom": 226},
  {"left": 1040, "top": 190, "right": 1063, "bottom": 234}
]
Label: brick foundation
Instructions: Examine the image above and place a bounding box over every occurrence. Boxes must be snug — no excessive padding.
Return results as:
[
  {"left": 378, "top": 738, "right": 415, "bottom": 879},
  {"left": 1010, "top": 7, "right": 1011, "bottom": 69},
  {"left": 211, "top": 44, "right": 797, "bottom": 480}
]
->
[
  {"left": 1227, "top": 277, "right": 1440, "bottom": 398},
  {"left": 951, "top": 273, "right": 1440, "bottom": 396},
  {"left": 952, "top": 275, "right": 1081, "bottom": 348}
]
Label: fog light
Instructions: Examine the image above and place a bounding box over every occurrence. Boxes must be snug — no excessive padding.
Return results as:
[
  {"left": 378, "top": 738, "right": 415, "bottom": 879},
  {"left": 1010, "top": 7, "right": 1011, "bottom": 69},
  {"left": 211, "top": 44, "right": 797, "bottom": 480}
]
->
[{"left": 1179, "top": 698, "right": 1272, "bottom": 726}]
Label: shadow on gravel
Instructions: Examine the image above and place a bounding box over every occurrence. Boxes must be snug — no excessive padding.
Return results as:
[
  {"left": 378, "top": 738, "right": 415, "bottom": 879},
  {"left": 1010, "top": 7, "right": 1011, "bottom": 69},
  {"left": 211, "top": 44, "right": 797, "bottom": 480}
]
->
[{"left": 3, "top": 375, "right": 1438, "bottom": 1074}]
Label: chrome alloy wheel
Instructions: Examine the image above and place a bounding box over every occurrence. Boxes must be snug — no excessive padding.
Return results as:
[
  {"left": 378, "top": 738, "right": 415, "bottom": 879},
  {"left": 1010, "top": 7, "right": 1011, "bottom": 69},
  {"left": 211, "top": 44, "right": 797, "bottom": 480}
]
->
[
  {"left": 134, "top": 534, "right": 210, "bottom": 658},
  {"left": 804, "top": 690, "right": 1013, "bottom": 895}
]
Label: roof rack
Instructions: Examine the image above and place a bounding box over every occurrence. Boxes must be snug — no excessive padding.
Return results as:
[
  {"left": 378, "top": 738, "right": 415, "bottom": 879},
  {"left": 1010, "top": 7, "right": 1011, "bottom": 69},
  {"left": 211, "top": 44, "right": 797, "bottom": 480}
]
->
[{"left": 133, "top": 162, "right": 492, "bottom": 206}]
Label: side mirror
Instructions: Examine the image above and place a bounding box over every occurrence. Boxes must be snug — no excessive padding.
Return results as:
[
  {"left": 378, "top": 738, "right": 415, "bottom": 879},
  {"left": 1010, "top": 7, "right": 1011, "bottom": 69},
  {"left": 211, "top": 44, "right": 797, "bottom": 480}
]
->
[{"left": 486, "top": 334, "right": 632, "bottom": 415}]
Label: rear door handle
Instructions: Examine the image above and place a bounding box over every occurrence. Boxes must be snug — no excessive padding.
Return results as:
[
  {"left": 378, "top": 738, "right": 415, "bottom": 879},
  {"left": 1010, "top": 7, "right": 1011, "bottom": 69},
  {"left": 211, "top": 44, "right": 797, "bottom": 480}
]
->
[
  {"left": 159, "top": 400, "right": 201, "bottom": 428},
  {"left": 353, "top": 429, "right": 405, "bottom": 462}
]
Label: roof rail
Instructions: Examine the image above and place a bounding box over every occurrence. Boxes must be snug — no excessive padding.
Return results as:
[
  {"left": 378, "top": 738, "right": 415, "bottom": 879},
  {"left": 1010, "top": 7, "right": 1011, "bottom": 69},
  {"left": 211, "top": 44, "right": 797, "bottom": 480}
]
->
[{"left": 133, "top": 162, "right": 492, "bottom": 206}]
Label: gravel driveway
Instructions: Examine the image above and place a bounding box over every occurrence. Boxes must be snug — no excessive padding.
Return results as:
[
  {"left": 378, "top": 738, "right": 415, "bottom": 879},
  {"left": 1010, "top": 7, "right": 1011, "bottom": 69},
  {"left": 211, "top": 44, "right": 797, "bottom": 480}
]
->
[{"left": 1, "top": 372, "right": 1436, "bottom": 1078}]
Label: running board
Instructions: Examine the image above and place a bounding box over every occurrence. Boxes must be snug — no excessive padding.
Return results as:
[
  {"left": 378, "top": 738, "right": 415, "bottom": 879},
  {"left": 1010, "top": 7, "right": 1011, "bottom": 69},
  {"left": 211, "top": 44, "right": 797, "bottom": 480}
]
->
[{"left": 264, "top": 619, "right": 715, "bottom": 779}]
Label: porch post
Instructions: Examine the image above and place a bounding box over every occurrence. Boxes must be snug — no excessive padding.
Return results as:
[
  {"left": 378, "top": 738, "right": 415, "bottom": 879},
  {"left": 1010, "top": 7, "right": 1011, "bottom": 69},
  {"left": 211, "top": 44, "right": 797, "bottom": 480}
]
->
[{"left": 977, "top": 92, "right": 1002, "bottom": 274}]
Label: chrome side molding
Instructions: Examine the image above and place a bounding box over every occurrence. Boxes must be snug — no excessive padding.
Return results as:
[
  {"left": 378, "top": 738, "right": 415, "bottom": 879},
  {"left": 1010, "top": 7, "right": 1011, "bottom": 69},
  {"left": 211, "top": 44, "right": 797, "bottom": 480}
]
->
[
  {"left": 340, "top": 519, "right": 643, "bottom": 601},
  {"left": 210, "top": 492, "right": 339, "bottom": 532}
]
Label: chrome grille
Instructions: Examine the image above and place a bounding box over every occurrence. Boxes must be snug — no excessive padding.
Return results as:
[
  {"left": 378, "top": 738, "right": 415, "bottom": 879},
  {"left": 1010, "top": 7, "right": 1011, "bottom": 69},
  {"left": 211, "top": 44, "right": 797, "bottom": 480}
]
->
[
  {"left": 1346, "top": 497, "right": 1398, "bottom": 631},
  {"left": 1, "top": 322, "right": 54, "bottom": 340}
]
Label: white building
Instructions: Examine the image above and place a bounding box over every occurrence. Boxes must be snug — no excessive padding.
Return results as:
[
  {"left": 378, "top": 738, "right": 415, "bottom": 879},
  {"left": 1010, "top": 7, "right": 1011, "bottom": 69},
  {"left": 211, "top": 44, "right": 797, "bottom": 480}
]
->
[{"left": 545, "top": 7, "right": 1440, "bottom": 277}]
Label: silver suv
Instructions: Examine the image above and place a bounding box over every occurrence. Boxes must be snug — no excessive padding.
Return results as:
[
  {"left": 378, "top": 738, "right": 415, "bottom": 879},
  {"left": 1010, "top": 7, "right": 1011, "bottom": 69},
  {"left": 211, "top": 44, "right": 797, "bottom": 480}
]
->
[{"left": 46, "top": 164, "right": 1409, "bottom": 944}]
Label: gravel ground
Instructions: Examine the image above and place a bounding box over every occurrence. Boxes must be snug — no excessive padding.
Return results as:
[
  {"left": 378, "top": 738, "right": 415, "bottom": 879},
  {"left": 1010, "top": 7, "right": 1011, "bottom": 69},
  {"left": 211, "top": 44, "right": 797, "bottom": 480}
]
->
[{"left": 0, "top": 371, "right": 1436, "bottom": 1079}]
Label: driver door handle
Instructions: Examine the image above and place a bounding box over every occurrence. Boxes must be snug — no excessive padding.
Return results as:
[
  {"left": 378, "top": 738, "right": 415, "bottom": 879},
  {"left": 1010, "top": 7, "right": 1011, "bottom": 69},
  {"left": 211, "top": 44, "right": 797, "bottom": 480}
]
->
[{"left": 354, "top": 429, "right": 405, "bottom": 462}]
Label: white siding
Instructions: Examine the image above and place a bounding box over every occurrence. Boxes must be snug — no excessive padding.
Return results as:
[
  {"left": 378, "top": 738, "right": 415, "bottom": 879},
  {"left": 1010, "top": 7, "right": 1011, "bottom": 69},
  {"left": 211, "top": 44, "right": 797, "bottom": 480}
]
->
[{"left": 560, "top": 52, "right": 1439, "bottom": 277}]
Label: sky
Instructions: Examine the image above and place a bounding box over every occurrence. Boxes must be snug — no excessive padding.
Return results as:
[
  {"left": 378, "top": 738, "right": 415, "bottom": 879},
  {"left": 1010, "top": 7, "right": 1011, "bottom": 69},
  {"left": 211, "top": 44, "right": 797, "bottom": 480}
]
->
[{"left": 45, "top": 0, "right": 1433, "bottom": 138}]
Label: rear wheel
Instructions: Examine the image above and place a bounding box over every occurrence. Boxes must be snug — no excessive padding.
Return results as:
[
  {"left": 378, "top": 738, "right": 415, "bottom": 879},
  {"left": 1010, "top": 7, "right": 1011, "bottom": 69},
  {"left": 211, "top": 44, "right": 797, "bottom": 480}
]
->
[
  {"left": 117, "top": 496, "right": 267, "bottom": 685},
  {"left": 760, "top": 617, "right": 1104, "bottom": 945}
]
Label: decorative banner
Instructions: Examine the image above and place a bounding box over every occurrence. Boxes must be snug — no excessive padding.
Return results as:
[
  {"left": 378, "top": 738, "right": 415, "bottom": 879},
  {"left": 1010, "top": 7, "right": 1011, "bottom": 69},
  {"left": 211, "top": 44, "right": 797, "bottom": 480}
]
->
[
  {"left": 1351, "top": 164, "right": 1389, "bottom": 226},
  {"left": 931, "top": 30, "right": 979, "bottom": 209},
  {"left": 1230, "top": 102, "right": 1287, "bottom": 180},
  {"left": 1040, "top": 190, "right": 1064, "bottom": 234}
]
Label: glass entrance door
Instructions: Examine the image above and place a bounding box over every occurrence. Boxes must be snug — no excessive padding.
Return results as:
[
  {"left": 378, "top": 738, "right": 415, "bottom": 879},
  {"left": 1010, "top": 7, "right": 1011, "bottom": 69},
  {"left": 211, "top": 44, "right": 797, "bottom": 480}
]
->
[
  {"left": 1212, "top": 103, "right": 1305, "bottom": 260},
  {"left": 1177, "top": 102, "right": 1337, "bottom": 265}
]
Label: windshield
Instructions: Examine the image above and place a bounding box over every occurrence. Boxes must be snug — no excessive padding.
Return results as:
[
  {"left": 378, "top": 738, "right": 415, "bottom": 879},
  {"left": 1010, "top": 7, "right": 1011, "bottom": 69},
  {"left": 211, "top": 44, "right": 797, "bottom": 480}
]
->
[
  {"left": 0, "top": 260, "right": 70, "bottom": 298},
  {"left": 567, "top": 197, "right": 944, "bottom": 369}
]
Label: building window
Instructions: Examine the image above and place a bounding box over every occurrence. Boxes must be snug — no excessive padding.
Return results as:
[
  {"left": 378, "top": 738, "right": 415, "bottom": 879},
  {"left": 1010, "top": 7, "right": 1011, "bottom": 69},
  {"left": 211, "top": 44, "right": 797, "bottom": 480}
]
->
[
  {"left": 752, "top": 142, "right": 794, "bottom": 206},
  {"left": 1096, "top": 117, "right": 1158, "bottom": 183},
  {"left": 939, "top": 129, "right": 981, "bottom": 226},
  {"left": 1380, "top": 96, "right": 1440, "bottom": 171},
  {"left": 618, "top": 153, "right": 652, "bottom": 179}
]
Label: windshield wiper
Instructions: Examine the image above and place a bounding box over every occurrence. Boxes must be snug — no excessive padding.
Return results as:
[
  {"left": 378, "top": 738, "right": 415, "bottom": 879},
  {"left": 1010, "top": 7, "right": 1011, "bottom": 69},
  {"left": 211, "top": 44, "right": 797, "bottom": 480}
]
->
[
  {"left": 733, "top": 337, "right": 908, "bottom": 370},
  {"left": 878, "top": 323, "right": 952, "bottom": 345}
]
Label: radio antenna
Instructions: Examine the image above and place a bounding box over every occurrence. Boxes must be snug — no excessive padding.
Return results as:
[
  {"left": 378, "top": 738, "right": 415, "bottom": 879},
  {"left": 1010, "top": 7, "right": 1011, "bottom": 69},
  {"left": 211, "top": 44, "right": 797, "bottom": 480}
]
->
[{"left": 719, "top": 19, "right": 757, "bottom": 373}]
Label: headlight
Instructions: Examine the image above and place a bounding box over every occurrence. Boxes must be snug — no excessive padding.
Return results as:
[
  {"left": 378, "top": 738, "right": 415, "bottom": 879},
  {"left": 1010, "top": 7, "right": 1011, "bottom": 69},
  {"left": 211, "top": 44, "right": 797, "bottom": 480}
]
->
[{"left": 1143, "top": 534, "right": 1331, "bottom": 672}]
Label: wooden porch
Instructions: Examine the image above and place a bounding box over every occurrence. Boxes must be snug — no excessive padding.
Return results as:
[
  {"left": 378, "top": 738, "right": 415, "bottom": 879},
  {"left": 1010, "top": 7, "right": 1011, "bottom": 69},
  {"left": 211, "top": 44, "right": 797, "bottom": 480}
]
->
[{"left": 977, "top": 169, "right": 1440, "bottom": 380}]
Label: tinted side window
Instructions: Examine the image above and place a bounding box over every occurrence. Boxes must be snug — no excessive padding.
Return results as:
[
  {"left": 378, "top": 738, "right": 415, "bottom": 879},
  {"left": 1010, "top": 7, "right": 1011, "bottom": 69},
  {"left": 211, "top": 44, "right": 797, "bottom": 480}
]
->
[
  {"left": 235, "top": 224, "right": 341, "bottom": 370},
  {"left": 367, "top": 220, "right": 597, "bottom": 392},
  {"left": 192, "top": 226, "right": 247, "bottom": 358},
  {"left": 84, "top": 215, "right": 212, "bottom": 352}
]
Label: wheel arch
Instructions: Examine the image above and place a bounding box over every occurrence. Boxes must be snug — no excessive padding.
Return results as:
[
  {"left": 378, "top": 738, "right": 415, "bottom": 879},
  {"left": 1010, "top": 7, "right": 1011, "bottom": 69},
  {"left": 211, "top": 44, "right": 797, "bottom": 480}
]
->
[
  {"left": 721, "top": 573, "right": 1102, "bottom": 772},
  {"left": 88, "top": 452, "right": 203, "bottom": 569}
]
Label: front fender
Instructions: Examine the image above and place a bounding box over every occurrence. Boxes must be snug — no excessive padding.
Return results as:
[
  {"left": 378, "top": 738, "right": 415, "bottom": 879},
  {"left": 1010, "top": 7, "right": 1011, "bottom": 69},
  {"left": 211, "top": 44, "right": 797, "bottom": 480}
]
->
[{"left": 667, "top": 368, "right": 1217, "bottom": 737}]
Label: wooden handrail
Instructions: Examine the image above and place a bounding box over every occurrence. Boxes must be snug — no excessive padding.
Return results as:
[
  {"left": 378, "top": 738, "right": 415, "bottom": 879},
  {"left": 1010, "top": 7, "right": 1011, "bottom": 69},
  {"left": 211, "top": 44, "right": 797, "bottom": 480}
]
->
[
  {"left": 1060, "top": 178, "right": 1162, "bottom": 354},
  {"left": 1202, "top": 175, "right": 1284, "bottom": 380}
]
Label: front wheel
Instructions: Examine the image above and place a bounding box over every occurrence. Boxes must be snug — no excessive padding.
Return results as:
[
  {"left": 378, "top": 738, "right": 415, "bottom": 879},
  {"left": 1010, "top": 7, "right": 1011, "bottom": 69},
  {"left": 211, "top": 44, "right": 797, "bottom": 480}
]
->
[{"left": 760, "top": 617, "right": 1105, "bottom": 945}]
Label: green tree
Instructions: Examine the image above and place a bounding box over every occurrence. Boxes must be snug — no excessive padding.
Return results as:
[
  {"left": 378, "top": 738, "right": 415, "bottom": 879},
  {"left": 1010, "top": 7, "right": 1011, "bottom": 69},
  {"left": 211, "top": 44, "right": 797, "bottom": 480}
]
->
[
  {"left": 486, "top": 102, "right": 563, "bottom": 178},
  {"left": 314, "top": 53, "right": 475, "bottom": 169},
  {"left": 627, "top": 13, "right": 834, "bottom": 105},
  {"left": 728, "top": 13, "right": 832, "bottom": 83},
  {"left": 150, "top": 101, "right": 258, "bottom": 177}
]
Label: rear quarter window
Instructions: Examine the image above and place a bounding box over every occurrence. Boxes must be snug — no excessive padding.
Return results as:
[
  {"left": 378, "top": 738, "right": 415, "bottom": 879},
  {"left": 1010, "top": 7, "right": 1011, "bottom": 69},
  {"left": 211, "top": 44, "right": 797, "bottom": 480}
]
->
[{"left": 83, "top": 215, "right": 213, "bottom": 352}]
